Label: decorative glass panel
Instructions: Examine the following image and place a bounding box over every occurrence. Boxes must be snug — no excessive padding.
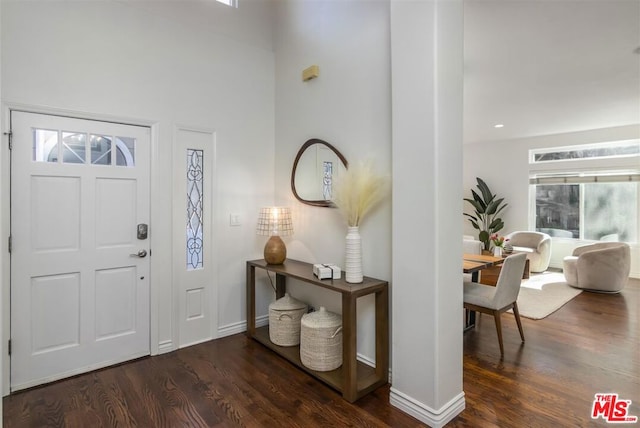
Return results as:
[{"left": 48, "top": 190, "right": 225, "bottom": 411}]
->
[
  {"left": 33, "top": 129, "right": 58, "bottom": 162},
  {"left": 61, "top": 132, "right": 86, "bottom": 164},
  {"left": 186, "top": 149, "right": 204, "bottom": 270},
  {"left": 115, "top": 136, "right": 136, "bottom": 167},
  {"left": 91, "top": 134, "right": 112, "bottom": 165},
  {"left": 322, "top": 161, "right": 333, "bottom": 200}
]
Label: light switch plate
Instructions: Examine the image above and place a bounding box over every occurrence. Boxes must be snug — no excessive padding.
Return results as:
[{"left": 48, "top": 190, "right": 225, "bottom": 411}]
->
[{"left": 230, "top": 214, "right": 241, "bottom": 226}]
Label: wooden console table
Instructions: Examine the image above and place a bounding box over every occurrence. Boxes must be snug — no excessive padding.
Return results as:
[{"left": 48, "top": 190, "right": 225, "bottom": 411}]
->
[{"left": 246, "top": 259, "right": 389, "bottom": 402}]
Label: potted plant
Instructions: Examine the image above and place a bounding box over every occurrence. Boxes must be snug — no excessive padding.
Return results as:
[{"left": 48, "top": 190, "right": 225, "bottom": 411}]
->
[{"left": 464, "top": 177, "right": 507, "bottom": 252}]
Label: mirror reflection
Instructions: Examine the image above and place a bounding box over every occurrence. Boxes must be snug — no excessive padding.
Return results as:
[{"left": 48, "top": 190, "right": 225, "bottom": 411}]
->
[{"left": 291, "top": 139, "right": 348, "bottom": 207}]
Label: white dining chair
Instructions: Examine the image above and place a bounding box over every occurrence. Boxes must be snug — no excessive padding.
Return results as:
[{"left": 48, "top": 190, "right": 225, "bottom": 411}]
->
[{"left": 463, "top": 253, "right": 527, "bottom": 355}]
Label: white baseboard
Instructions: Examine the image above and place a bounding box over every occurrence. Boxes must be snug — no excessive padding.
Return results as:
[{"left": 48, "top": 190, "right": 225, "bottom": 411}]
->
[
  {"left": 217, "top": 315, "right": 269, "bottom": 338},
  {"left": 357, "top": 352, "right": 392, "bottom": 383},
  {"left": 156, "top": 315, "right": 271, "bottom": 355},
  {"left": 357, "top": 352, "right": 375, "bottom": 367},
  {"left": 389, "top": 388, "right": 465, "bottom": 428},
  {"left": 157, "top": 340, "right": 174, "bottom": 355}
]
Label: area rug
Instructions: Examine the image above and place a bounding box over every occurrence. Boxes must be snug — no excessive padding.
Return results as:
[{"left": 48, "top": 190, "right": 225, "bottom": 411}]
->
[{"left": 511, "top": 272, "right": 582, "bottom": 320}]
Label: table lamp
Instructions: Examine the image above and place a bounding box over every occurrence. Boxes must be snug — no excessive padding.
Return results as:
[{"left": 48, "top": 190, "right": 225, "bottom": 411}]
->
[{"left": 256, "top": 207, "right": 293, "bottom": 264}]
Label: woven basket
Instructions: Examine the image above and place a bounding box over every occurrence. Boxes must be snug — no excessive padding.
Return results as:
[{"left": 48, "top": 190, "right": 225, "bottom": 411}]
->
[
  {"left": 269, "top": 293, "right": 308, "bottom": 347},
  {"left": 300, "top": 307, "right": 342, "bottom": 371}
]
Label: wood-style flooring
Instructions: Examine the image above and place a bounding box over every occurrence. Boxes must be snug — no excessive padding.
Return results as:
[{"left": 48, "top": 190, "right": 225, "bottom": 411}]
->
[{"left": 4, "top": 278, "right": 639, "bottom": 427}]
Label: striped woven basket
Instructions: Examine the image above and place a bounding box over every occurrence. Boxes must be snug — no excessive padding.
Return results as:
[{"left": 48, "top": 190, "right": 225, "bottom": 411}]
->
[
  {"left": 300, "top": 307, "right": 342, "bottom": 371},
  {"left": 269, "top": 293, "right": 308, "bottom": 347}
]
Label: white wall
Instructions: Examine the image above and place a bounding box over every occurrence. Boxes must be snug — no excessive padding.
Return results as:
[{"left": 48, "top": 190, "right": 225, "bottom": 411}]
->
[
  {"left": 463, "top": 124, "right": 640, "bottom": 277},
  {"left": 1, "top": 0, "right": 275, "bottom": 392},
  {"left": 273, "top": 0, "right": 392, "bottom": 363}
]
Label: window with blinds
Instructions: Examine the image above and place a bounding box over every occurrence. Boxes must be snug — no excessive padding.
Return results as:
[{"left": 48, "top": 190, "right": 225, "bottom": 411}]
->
[{"left": 529, "top": 140, "right": 639, "bottom": 243}]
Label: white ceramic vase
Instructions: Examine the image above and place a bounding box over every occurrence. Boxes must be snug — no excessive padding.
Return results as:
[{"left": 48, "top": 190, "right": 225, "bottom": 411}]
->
[
  {"left": 345, "top": 226, "right": 363, "bottom": 283},
  {"left": 493, "top": 246, "right": 503, "bottom": 257}
]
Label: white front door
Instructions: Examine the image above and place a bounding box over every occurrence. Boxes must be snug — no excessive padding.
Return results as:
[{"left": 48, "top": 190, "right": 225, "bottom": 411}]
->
[{"left": 10, "top": 111, "right": 151, "bottom": 391}]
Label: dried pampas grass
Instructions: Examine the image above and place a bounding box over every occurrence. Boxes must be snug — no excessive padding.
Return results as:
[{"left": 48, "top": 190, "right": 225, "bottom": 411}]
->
[{"left": 333, "top": 160, "right": 389, "bottom": 227}]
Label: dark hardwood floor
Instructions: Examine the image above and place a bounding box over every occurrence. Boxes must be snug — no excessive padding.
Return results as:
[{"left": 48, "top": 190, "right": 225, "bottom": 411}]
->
[
  {"left": 4, "top": 278, "right": 639, "bottom": 427},
  {"left": 452, "top": 276, "right": 639, "bottom": 428}
]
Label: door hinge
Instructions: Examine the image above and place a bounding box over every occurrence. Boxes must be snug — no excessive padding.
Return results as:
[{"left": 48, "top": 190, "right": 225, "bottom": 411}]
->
[
  {"left": 8, "top": 339, "right": 11, "bottom": 356},
  {"left": 8, "top": 235, "right": 12, "bottom": 253},
  {"left": 4, "top": 131, "right": 12, "bottom": 150}
]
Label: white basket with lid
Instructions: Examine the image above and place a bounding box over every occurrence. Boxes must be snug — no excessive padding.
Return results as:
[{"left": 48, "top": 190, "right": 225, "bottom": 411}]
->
[
  {"left": 300, "top": 306, "right": 343, "bottom": 371},
  {"left": 268, "top": 293, "right": 308, "bottom": 347}
]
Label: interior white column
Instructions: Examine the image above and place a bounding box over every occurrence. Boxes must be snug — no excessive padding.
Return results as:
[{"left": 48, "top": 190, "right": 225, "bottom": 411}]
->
[
  {"left": 390, "top": 1, "right": 464, "bottom": 426},
  {"left": 1, "top": 0, "right": 5, "bottom": 419}
]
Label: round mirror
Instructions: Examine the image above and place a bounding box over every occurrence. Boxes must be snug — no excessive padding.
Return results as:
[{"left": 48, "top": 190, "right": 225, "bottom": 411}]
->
[{"left": 291, "top": 139, "right": 348, "bottom": 207}]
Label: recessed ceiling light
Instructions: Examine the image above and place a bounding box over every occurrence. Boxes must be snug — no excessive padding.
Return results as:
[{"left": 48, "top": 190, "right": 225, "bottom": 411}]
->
[{"left": 494, "top": 124, "right": 504, "bottom": 128}]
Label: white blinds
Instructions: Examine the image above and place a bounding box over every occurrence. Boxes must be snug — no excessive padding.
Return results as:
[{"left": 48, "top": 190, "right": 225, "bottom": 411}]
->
[{"left": 529, "top": 172, "right": 640, "bottom": 185}]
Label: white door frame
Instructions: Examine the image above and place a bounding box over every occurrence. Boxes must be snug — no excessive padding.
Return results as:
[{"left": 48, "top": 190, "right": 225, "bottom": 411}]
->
[{"left": 0, "top": 103, "right": 161, "bottom": 396}]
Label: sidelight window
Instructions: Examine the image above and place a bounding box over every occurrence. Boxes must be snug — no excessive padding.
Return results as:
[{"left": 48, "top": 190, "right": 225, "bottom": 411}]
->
[{"left": 186, "top": 149, "right": 204, "bottom": 270}]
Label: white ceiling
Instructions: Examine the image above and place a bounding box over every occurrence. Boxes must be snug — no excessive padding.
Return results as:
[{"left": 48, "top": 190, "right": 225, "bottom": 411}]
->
[{"left": 463, "top": 0, "right": 640, "bottom": 144}]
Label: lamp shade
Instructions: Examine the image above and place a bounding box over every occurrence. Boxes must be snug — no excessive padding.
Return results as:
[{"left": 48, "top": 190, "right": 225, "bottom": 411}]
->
[
  {"left": 257, "top": 207, "right": 292, "bottom": 264},
  {"left": 256, "top": 207, "right": 293, "bottom": 237}
]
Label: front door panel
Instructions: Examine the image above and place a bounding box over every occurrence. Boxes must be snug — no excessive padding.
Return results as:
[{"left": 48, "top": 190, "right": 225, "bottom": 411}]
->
[{"left": 10, "top": 111, "right": 151, "bottom": 391}]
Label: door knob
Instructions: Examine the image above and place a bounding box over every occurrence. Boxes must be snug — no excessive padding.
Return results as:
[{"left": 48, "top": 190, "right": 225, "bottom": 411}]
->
[{"left": 130, "top": 249, "right": 147, "bottom": 258}]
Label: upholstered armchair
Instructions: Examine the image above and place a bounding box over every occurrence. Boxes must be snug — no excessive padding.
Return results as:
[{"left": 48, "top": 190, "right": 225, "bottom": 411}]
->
[
  {"left": 463, "top": 235, "right": 483, "bottom": 255},
  {"left": 563, "top": 242, "right": 630, "bottom": 293},
  {"left": 505, "top": 231, "right": 552, "bottom": 273}
]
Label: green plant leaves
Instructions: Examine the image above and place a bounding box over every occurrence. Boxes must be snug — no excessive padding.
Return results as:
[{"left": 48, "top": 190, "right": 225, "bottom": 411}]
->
[
  {"left": 463, "top": 198, "right": 484, "bottom": 213},
  {"left": 476, "top": 177, "right": 493, "bottom": 204},
  {"left": 489, "top": 218, "right": 504, "bottom": 231},
  {"left": 485, "top": 197, "right": 505, "bottom": 215},
  {"left": 470, "top": 190, "right": 487, "bottom": 211},
  {"left": 463, "top": 177, "right": 508, "bottom": 248}
]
